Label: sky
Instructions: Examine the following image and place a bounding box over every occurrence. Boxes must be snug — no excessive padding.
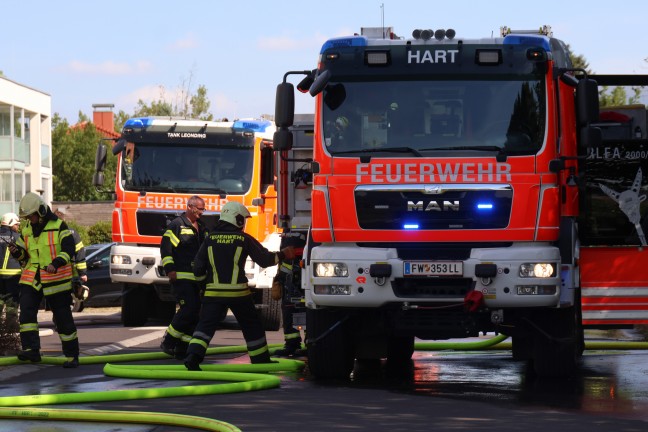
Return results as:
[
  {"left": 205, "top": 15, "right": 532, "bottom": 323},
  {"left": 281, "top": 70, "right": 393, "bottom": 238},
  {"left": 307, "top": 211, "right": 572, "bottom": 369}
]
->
[{"left": 3, "top": 0, "right": 648, "bottom": 123}]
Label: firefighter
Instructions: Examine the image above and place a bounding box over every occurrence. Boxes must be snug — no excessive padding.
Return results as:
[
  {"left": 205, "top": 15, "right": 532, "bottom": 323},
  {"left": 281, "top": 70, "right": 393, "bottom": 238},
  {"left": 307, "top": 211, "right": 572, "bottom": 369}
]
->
[
  {"left": 183, "top": 201, "right": 296, "bottom": 370},
  {"left": 272, "top": 231, "right": 307, "bottom": 357},
  {"left": 0, "top": 212, "right": 22, "bottom": 316},
  {"left": 53, "top": 208, "right": 88, "bottom": 306},
  {"left": 9, "top": 192, "right": 80, "bottom": 368},
  {"left": 160, "top": 195, "right": 208, "bottom": 360}
]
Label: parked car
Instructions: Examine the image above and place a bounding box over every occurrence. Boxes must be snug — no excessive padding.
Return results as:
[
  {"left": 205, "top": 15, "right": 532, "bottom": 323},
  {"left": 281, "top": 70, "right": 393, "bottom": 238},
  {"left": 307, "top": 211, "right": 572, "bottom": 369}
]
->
[{"left": 72, "top": 242, "right": 121, "bottom": 312}]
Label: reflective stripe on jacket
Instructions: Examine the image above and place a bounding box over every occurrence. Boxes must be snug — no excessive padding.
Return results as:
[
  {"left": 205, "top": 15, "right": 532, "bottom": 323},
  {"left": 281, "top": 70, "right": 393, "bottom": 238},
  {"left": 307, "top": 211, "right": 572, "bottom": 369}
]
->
[{"left": 19, "top": 218, "right": 74, "bottom": 294}]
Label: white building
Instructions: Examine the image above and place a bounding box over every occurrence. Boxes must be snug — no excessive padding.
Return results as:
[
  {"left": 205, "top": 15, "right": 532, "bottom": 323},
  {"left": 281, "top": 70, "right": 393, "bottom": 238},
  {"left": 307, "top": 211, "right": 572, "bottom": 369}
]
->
[{"left": 0, "top": 76, "right": 52, "bottom": 215}]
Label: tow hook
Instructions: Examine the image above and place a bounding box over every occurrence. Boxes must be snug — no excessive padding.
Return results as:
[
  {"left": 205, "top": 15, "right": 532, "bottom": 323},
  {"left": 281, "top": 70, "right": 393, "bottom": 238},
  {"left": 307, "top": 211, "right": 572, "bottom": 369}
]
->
[
  {"left": 491, "top": 309, "right": 504, "bottom": 324},
  {"left": 402, "top": 302, "right": 418, "bottom": 311}
]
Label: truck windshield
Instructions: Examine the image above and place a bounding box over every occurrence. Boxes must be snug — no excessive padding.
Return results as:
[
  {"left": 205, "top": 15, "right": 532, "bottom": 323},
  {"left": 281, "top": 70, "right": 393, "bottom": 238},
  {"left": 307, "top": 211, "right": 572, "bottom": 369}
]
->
[
  {"left": 322, "top": 78, "right": 545, "bottom": 157},
  {"left": 120, "top": 143, "right": 254, "bottom": 195}
]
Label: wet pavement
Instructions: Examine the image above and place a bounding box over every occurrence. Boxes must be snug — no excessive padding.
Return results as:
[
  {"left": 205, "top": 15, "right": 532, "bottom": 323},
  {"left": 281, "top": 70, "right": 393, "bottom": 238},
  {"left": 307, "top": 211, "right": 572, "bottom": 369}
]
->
[{"left": 0, "top": 309, "right": 647, "bottom": 431}]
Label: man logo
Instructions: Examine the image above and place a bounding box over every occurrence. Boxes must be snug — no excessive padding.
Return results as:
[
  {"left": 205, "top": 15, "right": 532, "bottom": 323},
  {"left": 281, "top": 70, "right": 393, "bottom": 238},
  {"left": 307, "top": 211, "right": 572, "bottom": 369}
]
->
[{"left": 408, "top": 200, "right": 460, "bottom": 211}]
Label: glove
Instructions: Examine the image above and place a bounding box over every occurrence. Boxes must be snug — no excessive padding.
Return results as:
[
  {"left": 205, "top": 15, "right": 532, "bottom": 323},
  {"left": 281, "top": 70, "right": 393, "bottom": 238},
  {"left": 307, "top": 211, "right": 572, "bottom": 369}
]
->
[
  {"left": 271, "top": 280, "right": 283, "bottom": 301},
  {"left": 281, "top": 246, "right": 296, "bottom": 260},
  {"left": 72, "top": 280, "right": 89, "bottom": 301}
]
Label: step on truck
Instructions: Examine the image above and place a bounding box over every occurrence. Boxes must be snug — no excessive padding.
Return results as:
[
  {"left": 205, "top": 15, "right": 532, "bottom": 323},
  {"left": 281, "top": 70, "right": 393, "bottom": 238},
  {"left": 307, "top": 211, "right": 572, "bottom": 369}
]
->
[
  {"left": 272, "top": 26, "right": 648, "bottom": 379},
  {"left": 94, "top": 117, "right": 283, "bottom": 329}
]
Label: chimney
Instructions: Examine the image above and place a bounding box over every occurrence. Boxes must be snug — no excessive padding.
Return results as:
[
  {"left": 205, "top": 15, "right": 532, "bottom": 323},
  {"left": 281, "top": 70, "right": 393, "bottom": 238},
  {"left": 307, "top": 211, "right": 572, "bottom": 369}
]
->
[{"left": 92, "top": 103, "right": 115, "bottom": 132}]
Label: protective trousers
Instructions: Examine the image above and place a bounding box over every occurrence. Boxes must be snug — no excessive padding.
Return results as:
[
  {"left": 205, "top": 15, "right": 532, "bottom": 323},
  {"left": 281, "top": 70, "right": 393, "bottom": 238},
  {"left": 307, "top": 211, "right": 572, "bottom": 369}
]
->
[
  {"left": 187, "top": 295, "right": 271, "bottom": 364},
  {"left": 19, "top": 285, "right": 79, "bottom": 357},
  {"left": 162, "top": 279, "right": 201, "bottom": 354},
  {"left": 281, "top": 303, "right": 302, "bottom": 350},
  {"left": 0, "top": 276, "right": 20, "bottom": 314}
]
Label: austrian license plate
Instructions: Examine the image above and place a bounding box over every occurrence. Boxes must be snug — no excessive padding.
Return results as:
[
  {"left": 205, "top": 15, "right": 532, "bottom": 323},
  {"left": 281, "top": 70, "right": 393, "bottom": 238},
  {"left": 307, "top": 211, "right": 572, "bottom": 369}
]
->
[{"left": 403, "top": 261, "right": 463, "bottom": 276}]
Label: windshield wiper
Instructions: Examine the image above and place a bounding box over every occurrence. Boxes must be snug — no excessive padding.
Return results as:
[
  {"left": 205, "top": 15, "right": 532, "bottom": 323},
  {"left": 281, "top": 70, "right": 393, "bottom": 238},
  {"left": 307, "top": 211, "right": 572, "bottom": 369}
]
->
[
  {"left": 333, "top": 146, "right": 423, "bottom": 162},
  {"left": 420, "top": 145, "right": 508, "bottom": 162}
]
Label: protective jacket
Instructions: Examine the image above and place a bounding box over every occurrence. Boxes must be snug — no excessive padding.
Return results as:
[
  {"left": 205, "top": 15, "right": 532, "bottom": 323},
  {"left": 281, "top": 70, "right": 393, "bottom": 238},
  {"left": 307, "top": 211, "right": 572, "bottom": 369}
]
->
[
  {"left": 161, "top": 214, "right": 208, "bottom": 281},
  {"left": 70, "top": 229, "right": 87, "bottom": 279},
  {"left": 15, "top": 212, "right": 76, "bottom": 296},
  {"left": 0, "top": 225, "right": 21, "bottom": 278},
  {"left": 194, "top": 220, "right": 287, "bottom": 298}
]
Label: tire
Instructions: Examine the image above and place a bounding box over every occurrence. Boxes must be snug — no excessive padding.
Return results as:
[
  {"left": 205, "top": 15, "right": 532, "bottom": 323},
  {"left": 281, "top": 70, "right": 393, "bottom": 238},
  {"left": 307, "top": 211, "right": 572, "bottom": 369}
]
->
[
  {"left": 387, "top": 335, "right": 415, "bottom": 363},
  {"left": 257, "top": 288, "right": 281, "bottom": 331},
  {"left": 512, "top": 336, "right": 532, "bottom": 361},
  {"left": 121, "top": 284, "right": 149, "bottom": 327},
  {"left": 532, "top": 306, "right": 582, "bottom": 377},
  {"left": 306, "top": 308, "right": 354, "bottom": 380}
]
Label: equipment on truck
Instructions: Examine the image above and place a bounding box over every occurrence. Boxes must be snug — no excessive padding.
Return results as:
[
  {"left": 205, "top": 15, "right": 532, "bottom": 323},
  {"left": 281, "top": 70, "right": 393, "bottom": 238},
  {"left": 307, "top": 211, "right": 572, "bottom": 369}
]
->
[
  {"left": 273, "top": 26, "right": 648, "bottom": 379},
  {"left": 93, "top": 117, "right": 283, "bottom": 329}
]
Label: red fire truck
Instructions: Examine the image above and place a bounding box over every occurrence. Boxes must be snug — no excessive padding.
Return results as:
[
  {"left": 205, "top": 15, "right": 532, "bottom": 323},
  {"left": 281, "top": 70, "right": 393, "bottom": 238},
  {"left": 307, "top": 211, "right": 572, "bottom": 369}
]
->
[
  {"left": 273, "top": 26, "right": 648, "bottom": 378},
  {"left": 94, "top": 117, "right": 283, "bottom": 329}
]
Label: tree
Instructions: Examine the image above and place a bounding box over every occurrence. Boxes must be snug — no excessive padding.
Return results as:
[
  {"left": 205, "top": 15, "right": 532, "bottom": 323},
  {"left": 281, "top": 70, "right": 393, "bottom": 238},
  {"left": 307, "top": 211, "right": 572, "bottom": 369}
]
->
[
  {"left": 190, "top": 85, "right": 213, "bottom": 120},
  {"left": 568, "top": 45, "right": 643, "bottom": 108},
  {"left": 51, "top": 116, "right": 116, "bottom": 201}
]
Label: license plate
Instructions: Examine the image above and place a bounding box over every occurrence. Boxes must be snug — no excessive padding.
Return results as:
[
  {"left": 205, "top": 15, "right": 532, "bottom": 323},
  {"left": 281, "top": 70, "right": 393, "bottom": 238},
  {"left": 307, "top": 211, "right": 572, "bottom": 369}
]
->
[{"left": 403, "top": 261, "right": 463, "bottom": 276}]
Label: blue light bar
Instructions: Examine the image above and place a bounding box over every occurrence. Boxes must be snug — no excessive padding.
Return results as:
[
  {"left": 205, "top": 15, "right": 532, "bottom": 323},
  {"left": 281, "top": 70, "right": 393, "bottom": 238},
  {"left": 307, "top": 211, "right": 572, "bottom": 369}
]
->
[
  {"left": 403, "top": 224, "right": 420, "bottom": 230},
  {"left": 477, "top": 203, "right": 494, "bottom": 210},
  {"left": 321, "top": 36, "right": 368, "bottom": 53},
  {"left": 233, "top": 119, "right": 273, "bottom": 133},
  {"left": 502, "top": 35, "right": 551, "bottom": 51},
  {"left": 123, "top": 117, "right": 154, "bottom": 128}
]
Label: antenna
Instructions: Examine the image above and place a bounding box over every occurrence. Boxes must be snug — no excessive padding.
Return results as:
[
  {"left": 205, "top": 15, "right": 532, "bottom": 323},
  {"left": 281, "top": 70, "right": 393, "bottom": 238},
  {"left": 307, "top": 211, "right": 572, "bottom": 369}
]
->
[{"left": 381, "top": 3, "right": 385, "bottom": 38}]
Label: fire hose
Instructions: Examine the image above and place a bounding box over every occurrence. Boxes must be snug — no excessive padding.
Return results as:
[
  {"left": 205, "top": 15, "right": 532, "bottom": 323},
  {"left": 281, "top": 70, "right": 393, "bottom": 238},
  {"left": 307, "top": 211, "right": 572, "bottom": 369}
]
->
[{"left": 1, "top": 336, "right": 648, "bottom": 430}]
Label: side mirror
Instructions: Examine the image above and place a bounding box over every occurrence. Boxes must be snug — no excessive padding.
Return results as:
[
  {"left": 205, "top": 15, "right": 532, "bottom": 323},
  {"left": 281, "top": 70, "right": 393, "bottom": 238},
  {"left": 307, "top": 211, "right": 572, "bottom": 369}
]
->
[
  {"left": 576, "top": 78, "right": 599, "bottom": 127},
  {"left": 580, "top": 126, "right": 602, "bottom": 149},
  {"left": 275, "top": 82, "right": 295, "bottom": 128},
  {"left": 273, "top": 128, "right": 293, "bottom": 152},
  {"left": 309, "top": 69, "right": 331, "bottom": 96},
  {"left": 93, "top": 143, "right": 108, "bottom": 187}
]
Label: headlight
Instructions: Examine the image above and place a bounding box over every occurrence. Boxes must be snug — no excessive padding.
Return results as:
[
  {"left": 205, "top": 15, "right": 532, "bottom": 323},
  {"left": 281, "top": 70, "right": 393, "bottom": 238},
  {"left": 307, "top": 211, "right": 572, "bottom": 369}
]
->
[
  {"left": 111, "top": 254, "right": 132, "bottom": 265},
  {"left": 314, "top": 262, "right": 348, "bottom": 277},
  {"left": 519, "top": 263, "right": 556, "bottom": 278}
]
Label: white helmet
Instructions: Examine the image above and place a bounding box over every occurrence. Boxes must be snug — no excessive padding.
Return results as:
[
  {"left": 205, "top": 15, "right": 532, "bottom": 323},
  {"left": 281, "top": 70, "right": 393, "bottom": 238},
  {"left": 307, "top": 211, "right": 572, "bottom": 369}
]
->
[
  {"left": 220, "top": 201, "right": 251, "bottom": 228},
  {"left": 1, "top": 212, "right": 19, "bottom": 227}
]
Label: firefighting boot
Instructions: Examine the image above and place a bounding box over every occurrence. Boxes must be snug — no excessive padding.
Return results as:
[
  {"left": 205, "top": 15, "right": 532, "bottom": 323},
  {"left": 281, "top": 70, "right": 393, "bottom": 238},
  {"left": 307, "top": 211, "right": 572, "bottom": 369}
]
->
[
  {"left": 63, "top": 356, "right": 80, "bottom": 368},
  {"left": 184, "top": 353, "right": 202, "bottom": 371},
  {"left": 274, "top": 333, "right": 302, "bottom": 357},
  {"left": 174, "top": 342, "right": 188, "bottom": 360},
  {"left": 17, "top": 349, "right": 42, "bottom": 363}
]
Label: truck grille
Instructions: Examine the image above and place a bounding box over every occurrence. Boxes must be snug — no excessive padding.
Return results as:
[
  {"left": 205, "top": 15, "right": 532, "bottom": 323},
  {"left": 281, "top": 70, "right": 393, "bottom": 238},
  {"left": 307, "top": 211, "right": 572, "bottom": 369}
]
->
[
  {"left": 136, "top": 210, "right": 220, "bottom": 236},
  {"left": 355, "top": 185, "right": 512, "bottom": 230},
  {"left": 392, "top": 277, "right": 474, "bottom": 298}
]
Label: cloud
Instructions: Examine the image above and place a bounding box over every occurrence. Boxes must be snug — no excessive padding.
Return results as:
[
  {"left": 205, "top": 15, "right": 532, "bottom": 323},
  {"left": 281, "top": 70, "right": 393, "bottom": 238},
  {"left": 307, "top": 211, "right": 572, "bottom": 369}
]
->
[
  {"left": 63, "top": 60, "right": 152, "bottom": 75},
  {"left": 168, "top": 34, "right": 199, "bottom": 51}
]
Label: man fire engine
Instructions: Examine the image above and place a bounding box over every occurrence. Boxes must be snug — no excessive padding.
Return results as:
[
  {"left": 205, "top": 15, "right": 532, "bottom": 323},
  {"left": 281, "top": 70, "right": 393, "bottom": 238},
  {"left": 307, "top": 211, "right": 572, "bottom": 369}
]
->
[
  {"left": 94, "top": 117, "right": 283, "bottom": 329},
  {"left": 273, "top": 26, "right": 648, "bottom": 379}
]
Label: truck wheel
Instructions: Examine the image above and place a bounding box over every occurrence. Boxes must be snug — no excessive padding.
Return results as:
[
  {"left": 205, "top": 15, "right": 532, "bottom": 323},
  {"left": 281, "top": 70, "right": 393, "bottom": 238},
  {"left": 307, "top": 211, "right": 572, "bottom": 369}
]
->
[
  {"left": 387, "top": 335, "right": 415, "bottom": 363},
  {"left": 306, "top": 308, "right": 354, "bottom": 380},
  {"left": 532, "top": 306, "right": 582, "bottom": 377},
  {"left": 121, "top": 284, "right": 149, "bottom": 327},
  {"left": 511, "top": 336, "right": 532, "bottom": 361},
  {"left": 257, "top": 288, "right": 281, "bottom": 331}
]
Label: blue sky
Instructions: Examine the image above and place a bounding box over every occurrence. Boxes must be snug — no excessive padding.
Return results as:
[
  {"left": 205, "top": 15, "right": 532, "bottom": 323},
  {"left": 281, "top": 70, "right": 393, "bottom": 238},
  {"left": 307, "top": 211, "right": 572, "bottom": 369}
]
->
[{"left": 3, "top": 0, "right": 648, "bottom": 123}]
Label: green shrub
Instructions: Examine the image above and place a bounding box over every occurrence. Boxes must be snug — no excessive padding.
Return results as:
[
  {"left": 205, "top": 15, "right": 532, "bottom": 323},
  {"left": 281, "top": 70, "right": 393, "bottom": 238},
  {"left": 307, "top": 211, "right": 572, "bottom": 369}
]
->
[{"left": 88, "top": 221, "right": 112, "bottom": 244}]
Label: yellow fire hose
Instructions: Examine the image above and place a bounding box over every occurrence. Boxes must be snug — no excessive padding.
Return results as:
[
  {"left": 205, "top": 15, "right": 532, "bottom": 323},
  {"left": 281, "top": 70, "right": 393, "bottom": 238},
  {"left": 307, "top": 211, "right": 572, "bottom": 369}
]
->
[{"left": 1, "top": 335, "right": 647, "bottom": 430}]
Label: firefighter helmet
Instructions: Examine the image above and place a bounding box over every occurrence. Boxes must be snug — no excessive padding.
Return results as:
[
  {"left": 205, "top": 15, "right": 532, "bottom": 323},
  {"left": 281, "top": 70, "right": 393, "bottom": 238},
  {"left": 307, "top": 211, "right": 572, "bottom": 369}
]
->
[
  {"left": 1, "top": 212, "right": 19, "bottom": 226},
  {"left": 19, "top": 192, "right": 47, "bottom": 218},
  {"left": 220, "top": 201, "right": 251, "bottom": 229}
]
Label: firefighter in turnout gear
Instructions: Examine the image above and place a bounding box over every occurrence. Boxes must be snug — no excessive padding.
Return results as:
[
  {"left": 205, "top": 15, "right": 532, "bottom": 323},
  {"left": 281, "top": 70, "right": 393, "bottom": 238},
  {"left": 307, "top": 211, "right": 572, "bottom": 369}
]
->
[
  {"left": 0, "top": 212, "right": 21, "bottom": 316},
  {"left": 272, "top": 231, "right": 307, "bottom": 357},
  {"left": 10, "top": 193, "right": 80, "bottom": 367},
  {"left": 160, "top": 195, "right": 208, "bottom": 360},
  {"left": 184, "top": 201, "right": 296, "bottom": 370}
]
